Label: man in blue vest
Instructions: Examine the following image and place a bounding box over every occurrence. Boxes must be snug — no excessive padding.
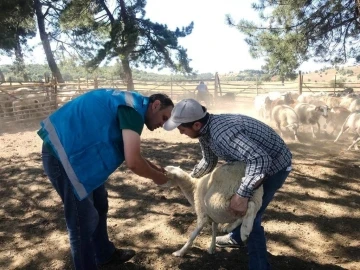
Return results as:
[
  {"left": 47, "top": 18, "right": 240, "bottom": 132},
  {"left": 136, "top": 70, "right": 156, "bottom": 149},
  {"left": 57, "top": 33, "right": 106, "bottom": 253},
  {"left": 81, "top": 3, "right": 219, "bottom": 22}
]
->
[{"left": 38, "top": 89, "right": 172, "bottom": 270}]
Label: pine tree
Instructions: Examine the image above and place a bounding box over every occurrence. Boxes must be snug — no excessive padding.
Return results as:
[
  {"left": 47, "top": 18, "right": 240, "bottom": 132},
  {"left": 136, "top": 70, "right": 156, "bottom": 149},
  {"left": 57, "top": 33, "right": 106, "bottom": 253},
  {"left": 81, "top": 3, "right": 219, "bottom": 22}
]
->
[
  {"left": 60, "top": 0, "right": 194, "bottom": 90},
  {"left": 228, "top": 0, "right": 360, "bottom": 79}
]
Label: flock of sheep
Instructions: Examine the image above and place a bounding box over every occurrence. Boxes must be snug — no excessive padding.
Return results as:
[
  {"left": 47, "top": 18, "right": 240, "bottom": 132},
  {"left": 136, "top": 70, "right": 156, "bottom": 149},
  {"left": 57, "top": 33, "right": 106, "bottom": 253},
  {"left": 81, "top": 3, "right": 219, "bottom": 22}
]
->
[
  {"left": 0, "top": 86, "right": 80, "bottom": 122},
  {"left": 254, "top": 89, "right": 360, "bottom": 150}
]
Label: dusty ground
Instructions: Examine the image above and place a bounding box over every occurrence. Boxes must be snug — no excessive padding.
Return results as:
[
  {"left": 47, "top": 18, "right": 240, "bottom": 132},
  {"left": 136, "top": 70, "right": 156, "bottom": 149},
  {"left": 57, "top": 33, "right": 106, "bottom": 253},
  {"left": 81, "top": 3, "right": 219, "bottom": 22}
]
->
[{"left": 0, "top": 100, "right": 359, "bottom": 270}]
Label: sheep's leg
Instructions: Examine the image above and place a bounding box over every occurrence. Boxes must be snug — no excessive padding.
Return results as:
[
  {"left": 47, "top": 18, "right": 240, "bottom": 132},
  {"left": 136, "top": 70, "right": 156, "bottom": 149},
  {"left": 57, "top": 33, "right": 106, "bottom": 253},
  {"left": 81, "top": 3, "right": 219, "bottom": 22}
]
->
[
  {"left": 221, "top": 219, "right": 243, "bottom": 233},
  {"left": 288, "top": 125, "right": 299, "bottom": 141},
  {"left": 334, "top": 126, "right": 349, "bottom": 143},
  {"left": 348, "top": 134, "right": 360, "bottom": 151},
  {"left": 208, "top": 222, "right": 218, "bottom": 254},
  {"left": 317, "top": 122, "right": 321, "bottom": 134},
  {"left": 311, "top": 125, "right": 317, "bottom": 138},
  {"left": 240, "top": 201, "right": 256, "bottom": 244},
  {"left": 172, "top": 217, "right": 208, "bottom": 257}
]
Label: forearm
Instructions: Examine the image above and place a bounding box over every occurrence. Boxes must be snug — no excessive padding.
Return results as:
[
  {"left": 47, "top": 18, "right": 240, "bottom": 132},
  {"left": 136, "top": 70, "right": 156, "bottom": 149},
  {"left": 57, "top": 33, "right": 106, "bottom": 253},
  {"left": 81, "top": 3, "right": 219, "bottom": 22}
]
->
[
  {"left": 237, "top": 174, "right": 266, "bottom": 198},
  {"left": 145, "top": 159, "right": 164, "bottom": 173},
  {"left": 191, "top": 157, "right": 218, "bottom": 178},
  {"left": 127, "top": 156, "right": 164, "bottom": 183}
]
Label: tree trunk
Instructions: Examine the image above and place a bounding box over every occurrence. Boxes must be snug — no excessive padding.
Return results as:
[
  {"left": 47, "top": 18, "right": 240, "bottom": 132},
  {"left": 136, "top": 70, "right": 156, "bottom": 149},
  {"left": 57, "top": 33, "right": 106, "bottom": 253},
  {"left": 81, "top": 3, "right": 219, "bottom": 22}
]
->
[
  {"left": 14, "top": 35, "right": 29, "bottom": 82},
  {"left": 121, "top": 58, "right": 134, "bottom": 90},
  {"left": 0, "top": 69, "right": 5, "bottom": 82},
  {"left": 33, "top": 0, "right": 64, "bottom": 83}
]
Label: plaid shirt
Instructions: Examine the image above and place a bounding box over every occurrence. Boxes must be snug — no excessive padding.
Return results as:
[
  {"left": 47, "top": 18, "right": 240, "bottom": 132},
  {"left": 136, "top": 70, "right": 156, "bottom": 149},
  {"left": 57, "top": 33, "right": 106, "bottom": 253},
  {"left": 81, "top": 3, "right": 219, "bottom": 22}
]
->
[{"left": 191, "top": 114, "right": 292, "bottom": 198}]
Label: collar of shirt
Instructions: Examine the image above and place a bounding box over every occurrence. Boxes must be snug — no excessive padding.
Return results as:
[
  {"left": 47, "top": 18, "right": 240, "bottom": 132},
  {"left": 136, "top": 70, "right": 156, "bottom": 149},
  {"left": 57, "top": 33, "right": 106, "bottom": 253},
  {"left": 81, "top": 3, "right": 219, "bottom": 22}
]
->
[{"left": 199, "top": 114, "right": 211, "bottom": 136}]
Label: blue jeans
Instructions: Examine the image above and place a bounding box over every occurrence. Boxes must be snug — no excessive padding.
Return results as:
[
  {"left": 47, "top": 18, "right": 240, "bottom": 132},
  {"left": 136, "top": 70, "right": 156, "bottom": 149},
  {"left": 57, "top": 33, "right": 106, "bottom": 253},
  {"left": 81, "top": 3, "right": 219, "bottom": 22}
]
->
[
  {"left": 41, "top": 144, "right": 115, "bottom": 269},
  {"left": 231, "top": 166, "right": 291, "bottom": 270}
]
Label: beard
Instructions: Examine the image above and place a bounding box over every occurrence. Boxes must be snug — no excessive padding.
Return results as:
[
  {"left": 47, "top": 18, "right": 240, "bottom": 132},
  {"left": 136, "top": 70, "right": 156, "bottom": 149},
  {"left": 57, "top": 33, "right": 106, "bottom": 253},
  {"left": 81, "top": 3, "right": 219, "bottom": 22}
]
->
[{"left": 144, "top": 116, "right": 154, "bottom": 131}]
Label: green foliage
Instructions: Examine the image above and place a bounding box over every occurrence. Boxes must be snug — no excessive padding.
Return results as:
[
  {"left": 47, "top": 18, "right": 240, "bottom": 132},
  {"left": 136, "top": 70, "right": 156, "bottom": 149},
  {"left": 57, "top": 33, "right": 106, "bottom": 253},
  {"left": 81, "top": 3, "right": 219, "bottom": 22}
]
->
[
  {"left": 357, "top": 74, "right": 360, "bottom": 80},
  {"left": 59, "top": 0, "right": 194, "bottom": 85},
  {"left": 329, "top": 78, "right": 346, "bottom": 88},
  {"left": 228, "top": 0, "right": 360, "bottom": 79},
  {"left": 0, "top": 64, "right": 214, "bottom": 82},
  {"left": 338, "top": 69, "right": 354, "bottom": 76},
  {"left": 0, "top": 0, "right": 37, "bottom": 80}
]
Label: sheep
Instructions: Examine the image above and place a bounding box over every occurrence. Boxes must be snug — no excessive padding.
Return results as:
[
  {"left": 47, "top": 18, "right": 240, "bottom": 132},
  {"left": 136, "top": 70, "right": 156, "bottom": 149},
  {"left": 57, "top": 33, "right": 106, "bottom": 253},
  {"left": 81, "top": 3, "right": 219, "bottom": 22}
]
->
[
  {"left": 297, "top": 92, "right": 326, "bottom": 104},
  {"left": 269, "top": 92, "right": 295, "bottom": 120},
  {"left": 348, "top": 98, "right": 360, "bottom": 112},
  {"left": 271, "top": 105, "right": 299, "bottom": 141},
  {"left": 162, "top": 162, "right": 263, "bottom": 257},
  {"left": 334, "top": 111, "right": 360, "bottom": 150},
  {"left": 339, "top": 94, "right": 358, "bottom": 109},
  {"left": 12, "top": 93, "right": 50, "bottom": 120},
  {"left": 294, "top": 103, "right": 329, "bottom": 138},
  {"left": 326, "top": 107, "right": 351, "bottom": 136},
  {"left": 254, "top": 95, "right": 272, "bottom": 119}
]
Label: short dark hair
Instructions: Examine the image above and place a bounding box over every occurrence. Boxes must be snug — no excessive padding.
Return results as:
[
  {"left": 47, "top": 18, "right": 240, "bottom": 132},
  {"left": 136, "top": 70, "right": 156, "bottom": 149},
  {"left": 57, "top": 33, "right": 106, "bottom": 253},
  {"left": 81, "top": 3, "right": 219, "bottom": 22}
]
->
[
  {"left": 148, "top": 93, "right": 174, "bottom": 110},
  {"left": 180, "top": 105, "right": 209, "bottom": 128}
]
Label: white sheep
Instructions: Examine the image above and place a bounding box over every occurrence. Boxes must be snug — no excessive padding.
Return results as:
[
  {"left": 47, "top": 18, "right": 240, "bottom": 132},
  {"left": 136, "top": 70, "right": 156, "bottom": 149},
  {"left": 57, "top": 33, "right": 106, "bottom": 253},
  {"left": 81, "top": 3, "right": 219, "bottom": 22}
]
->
[
  {"left": 271, "top": 105, "right": 299, "bottom": 141},
  {"left": 334, "top": 111, "right": 360, "bottom": 150},
  {"left": 294, "top": 103, "right": 329, "bottom": 138},
  {"left": 163, "top": 162, "right": 263, "bottom": 257}
]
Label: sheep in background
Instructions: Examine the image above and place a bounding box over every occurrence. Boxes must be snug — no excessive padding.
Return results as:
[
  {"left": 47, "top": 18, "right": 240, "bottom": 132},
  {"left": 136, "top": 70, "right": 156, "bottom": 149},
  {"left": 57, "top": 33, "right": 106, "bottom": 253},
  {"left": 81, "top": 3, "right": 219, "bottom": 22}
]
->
[
  {"left": 269, "top": 92, "right": 295, "bottom": 120},
  {"left": 334, "top": 111, "right": 360, "bottom": 150},
  {"left": 254, "top": 95, "right": 272, "bottom": 119},
  {"left": 348, "top": 98, "right": 360, "bottom": 112},
  {"left": 162, "top": 162, "right": 263, "bottom": 257},
  {"left": 294, "top": 103, "right": 329, "bottom": 138},
  {"left": 271, "top": 105, "right": 299, "bottom": 141},
  {"left": 326, "top": 107, "right": 351, "bottom": 136}
]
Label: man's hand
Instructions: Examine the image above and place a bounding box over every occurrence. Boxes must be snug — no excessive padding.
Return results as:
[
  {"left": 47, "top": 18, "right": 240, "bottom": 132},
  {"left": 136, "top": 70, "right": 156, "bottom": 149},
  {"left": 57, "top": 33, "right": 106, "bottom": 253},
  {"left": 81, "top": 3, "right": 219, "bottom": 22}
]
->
[
  {"left": 152, "top": 171, "right": 168, "bottom": 185},
  {"left": 229, "top": 194, "right": 249, "bottom": 216}
]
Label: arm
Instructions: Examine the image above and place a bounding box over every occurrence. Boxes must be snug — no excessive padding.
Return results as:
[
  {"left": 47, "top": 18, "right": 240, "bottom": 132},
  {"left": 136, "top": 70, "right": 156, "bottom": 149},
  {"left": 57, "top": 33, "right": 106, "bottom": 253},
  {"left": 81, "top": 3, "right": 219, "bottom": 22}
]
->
[
  {"left": 145, "top": 159, "right": 165, "bottom": 173},
  {"left": 191, "top": 139, "right": 218, "bottom": 178},
  {"left": 221, "top": 132, "right": 272, "bottom": 197},
  {"left": 122, "top": 129, "right": 168, "bottom": 185},
  {"left": 221, "top": 132, "right": 271, "bottom": 216}
]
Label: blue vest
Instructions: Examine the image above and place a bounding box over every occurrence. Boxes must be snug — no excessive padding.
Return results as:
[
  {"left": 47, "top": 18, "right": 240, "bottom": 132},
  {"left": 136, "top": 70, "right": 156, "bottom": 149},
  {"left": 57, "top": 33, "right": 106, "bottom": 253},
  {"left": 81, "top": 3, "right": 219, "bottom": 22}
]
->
[{"left": 39, "top": 89, "right": 150, "bottom": 200}]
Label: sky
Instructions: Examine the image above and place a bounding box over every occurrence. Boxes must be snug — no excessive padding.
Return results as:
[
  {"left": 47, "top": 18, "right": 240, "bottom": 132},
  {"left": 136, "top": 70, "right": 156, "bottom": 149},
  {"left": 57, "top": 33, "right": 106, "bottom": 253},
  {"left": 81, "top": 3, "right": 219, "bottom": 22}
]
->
[{"left": 0, "top": 0, "right": 328, "bottom": 74}]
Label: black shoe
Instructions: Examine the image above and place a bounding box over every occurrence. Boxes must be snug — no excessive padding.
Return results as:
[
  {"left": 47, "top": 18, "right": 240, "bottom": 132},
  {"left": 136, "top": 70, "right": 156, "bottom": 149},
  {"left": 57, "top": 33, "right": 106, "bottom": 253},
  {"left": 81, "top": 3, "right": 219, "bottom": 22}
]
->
[{"left": 98, "top": 248, "right": 136, "bottom": 267}]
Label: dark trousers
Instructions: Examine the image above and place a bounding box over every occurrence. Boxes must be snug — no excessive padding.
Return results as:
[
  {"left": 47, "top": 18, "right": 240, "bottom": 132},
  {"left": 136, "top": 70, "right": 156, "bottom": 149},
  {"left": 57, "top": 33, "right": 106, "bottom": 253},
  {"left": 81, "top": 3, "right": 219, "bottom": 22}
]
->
[
  {"left": 41, "top": 144, "right": 115, "bottom": 269},
  {"left": 231, "top": 166, "right": 291, "bottom": 270}
]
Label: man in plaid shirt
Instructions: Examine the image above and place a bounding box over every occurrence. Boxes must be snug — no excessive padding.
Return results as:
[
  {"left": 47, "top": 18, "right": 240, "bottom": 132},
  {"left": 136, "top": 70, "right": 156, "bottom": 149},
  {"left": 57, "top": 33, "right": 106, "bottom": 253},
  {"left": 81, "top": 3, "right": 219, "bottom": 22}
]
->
[{"left": 164, "top": 99, "right": 292, "bottom": 270}]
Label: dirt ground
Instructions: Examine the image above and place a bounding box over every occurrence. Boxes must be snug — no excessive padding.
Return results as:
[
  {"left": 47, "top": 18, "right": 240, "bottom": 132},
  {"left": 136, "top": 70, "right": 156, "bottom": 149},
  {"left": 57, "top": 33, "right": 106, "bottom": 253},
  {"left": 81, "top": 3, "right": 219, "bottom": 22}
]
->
[{"left": 0, "top": 100, "right": 359, "bottom": 270}]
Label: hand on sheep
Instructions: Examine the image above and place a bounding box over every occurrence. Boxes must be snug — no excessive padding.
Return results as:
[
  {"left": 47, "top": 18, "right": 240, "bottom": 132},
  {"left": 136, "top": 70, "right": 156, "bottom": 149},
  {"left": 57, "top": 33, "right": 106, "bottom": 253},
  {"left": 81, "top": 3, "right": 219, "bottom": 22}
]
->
[
  {"left": 152, "top": 171, "right": 169, "bottom": 185},
  {"left": 229, "top": 194, "right": 249, "bottom": 217}
]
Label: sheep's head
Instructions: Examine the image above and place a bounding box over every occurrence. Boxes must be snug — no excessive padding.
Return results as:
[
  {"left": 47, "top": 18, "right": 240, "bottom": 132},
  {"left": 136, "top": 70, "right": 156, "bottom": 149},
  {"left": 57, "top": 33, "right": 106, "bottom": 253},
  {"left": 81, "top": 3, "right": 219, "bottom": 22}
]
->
[
  {"left": 165, "top": 166, "right": 187, "bottom": 179},
  {"left": 159, "top": 166, "right": 190, "bottom": 188},
  {"left": 315, "top": 105, "right": 329, "bottom": 118}
]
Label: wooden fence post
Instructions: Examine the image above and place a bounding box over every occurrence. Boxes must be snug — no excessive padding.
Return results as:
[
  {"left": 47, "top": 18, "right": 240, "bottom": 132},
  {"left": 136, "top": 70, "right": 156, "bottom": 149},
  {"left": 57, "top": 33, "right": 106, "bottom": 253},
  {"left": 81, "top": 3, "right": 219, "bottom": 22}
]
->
[
  {"left": 298, "top": 71, "right": 302, "bottom": 95},
  {"left": 94, "top": 76, "right": 98, "bottom": 89},
  {"left": 54, "top": 77, "right": 58, "bottom": 110},
  {"left": 214, "top": 72, "right": 218, "bottom": 104},
  {"left": 256, "top": 75, "right": 259, "bottom": 96},
  {"left": 334, "top": 75, "right": 336, "bottom": 94}
]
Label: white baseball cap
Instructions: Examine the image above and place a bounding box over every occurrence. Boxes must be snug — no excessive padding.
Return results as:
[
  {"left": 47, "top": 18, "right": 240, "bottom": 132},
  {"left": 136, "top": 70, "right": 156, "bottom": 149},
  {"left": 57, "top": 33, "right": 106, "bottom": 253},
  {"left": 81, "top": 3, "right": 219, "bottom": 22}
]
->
[{"left": 163, "top": 99, "right": 207, "bottom": 131}]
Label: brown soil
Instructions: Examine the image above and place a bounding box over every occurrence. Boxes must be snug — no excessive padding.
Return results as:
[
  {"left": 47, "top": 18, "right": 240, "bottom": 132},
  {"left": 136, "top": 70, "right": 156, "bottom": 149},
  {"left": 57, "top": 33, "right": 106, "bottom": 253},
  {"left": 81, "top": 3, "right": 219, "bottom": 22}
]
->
[{"left": 0, "top": 101, "right": 359, "bottom": 270}]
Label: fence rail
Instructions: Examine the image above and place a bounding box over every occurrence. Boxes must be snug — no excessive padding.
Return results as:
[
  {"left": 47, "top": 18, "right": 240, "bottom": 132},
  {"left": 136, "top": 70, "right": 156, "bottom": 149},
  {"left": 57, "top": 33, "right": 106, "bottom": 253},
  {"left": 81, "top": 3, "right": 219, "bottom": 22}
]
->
[{"left": 1, "top": 74, "right": 360, "bottom": 126}]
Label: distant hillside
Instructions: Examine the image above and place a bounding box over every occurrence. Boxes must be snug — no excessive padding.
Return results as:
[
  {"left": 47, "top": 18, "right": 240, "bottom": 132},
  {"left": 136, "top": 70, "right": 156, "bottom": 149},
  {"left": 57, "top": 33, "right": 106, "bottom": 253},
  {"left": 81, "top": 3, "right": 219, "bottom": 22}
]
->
[{"left": 302, "top": 66, "right": 360, "bottom": 84}]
